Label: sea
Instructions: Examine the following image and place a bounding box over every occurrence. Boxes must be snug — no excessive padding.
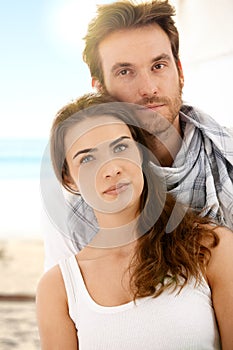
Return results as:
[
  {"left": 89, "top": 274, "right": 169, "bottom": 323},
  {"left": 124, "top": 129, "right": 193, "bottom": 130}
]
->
[{"left": 0, "top": 138, "right": 49, "bottom": 238}]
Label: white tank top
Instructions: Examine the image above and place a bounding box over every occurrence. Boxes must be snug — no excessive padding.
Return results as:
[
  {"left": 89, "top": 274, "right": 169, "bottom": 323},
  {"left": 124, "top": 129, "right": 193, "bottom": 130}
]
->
[{"left": 59, "top": 255, "right": 220, "bottom": 350}]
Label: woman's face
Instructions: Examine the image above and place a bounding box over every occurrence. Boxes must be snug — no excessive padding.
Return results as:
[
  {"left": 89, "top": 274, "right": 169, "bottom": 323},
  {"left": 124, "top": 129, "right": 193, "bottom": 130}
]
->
[{"left": 65, "top": 115, "right": 144, "bottom": 217}]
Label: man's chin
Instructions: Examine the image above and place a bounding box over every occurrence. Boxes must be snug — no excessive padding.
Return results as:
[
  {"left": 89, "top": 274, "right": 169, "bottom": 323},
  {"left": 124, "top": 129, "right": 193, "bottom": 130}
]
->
[{"left": 142, "top": 114, "right": 175, "bottom": 135}]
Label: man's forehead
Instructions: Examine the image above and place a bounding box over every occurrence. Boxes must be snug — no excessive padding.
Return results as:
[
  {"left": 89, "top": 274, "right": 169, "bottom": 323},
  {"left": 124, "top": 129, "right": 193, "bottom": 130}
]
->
[{"left": 98, "top": 25, "right": 172, "bottom": 67}]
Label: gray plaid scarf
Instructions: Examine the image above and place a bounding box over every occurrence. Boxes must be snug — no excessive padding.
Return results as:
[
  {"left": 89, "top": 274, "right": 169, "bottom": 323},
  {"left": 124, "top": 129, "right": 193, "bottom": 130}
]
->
[
  {"left": 67, "top": 104, "right": 233, "bottom": 248},
  {"left": 151, "top": 104, "right": 233, "bottom": 227}
]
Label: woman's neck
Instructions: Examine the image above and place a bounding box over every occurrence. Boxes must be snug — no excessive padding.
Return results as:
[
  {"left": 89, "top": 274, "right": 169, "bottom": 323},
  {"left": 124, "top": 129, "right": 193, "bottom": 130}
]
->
[
  {"left": 88, "top": 218, "right": 139, "bottom": 249},
  {"left": 95, "top": 207, "right": 139, "bottom": 229},
  {"left": 78, "top": 237, "right": 138, "bottom": 261},
  {"left": 90, "top": 203, "right": 140, "bottom": 248}
]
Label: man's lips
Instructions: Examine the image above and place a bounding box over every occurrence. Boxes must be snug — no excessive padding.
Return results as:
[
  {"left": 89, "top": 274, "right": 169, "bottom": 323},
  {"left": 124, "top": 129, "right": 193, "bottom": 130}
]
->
[
  {"left": 103, "top": 182, "right": 130, "bottom": 195},
  {"left": 145, "top": 104, "right": 165, "bottom": 111}
]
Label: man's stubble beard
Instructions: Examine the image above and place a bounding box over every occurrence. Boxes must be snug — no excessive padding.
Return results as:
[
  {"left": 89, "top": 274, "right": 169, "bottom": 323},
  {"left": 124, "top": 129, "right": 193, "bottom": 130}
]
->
[
  {"left": 101, "top": 80, "right": 183, "bottom": 137},
  {"left": 136, "top": 81, "right": 183, "bottom": 137}
]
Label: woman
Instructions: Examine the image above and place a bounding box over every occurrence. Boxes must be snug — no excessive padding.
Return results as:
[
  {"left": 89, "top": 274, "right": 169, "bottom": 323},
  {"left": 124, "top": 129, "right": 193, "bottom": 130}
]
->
[{"left": 37, "top": 93, "right": 233, "bottom": 349}]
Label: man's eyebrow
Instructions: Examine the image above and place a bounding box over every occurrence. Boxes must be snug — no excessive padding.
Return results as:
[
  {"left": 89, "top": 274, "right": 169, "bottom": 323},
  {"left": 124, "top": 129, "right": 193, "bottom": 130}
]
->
[
  {"left": 72, "top": 147, "right": 97, "bottom": 160},
  {"left": 151, "top": 53, "right": 171, "bottom": 63},
  {"left": 109, "top": 136, "right": 131, "bottom": 148},
  {"left": 111, "top": 53, "right": 171, "bottom": 73},
  {"left": 111, "top": 62, "right": 133, "bottom": 73}
]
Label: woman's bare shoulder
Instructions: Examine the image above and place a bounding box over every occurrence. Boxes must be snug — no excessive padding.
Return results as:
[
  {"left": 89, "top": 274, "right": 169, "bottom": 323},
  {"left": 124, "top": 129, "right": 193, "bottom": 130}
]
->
[
  {"left": 36, "top": 265, "right": 78, "bottom": 348},
  {"left": 205, "top": 225, "right": 233, "bottom": 283},
  {"left": 37, "top": 264, "right": 67, "bottom": 303},
  {"left": 199, "top": 223, "right": 233, "bottom": 246},
  {"left": 214, "top": 224, "right": 233, "bottom": 240}
]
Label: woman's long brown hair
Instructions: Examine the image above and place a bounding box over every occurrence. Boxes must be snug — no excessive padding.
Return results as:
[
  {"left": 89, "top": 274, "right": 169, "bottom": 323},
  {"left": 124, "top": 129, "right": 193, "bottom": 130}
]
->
[{"left": 50, "top": 93, "right": 219, "bottom": 300}]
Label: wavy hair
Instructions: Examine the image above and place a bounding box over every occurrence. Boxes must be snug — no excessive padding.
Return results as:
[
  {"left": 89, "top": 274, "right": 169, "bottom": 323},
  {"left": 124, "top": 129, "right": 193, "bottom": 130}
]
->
[
  {"left": 50, "top": 93, "right": 219, "bottom": 300},
  {"left": 83, "top": 0, "right": 180, "bottom": 85}
]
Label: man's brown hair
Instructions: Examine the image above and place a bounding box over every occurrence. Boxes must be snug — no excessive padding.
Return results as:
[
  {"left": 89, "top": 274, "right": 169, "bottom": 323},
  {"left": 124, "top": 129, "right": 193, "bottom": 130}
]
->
[{"left": 83, "top": 0, "right": 180, "bottom": 85}]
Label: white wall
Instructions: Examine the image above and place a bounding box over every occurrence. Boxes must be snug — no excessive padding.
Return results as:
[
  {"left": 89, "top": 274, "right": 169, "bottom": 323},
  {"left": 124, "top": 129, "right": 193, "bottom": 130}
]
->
[{"left": 174, "top": 0, "right": 233, "bottom": 126}]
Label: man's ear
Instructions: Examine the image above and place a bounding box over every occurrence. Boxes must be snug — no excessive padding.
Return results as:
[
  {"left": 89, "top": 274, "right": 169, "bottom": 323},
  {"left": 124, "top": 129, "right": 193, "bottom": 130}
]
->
[
  {"left": 92, "top": 77, "right": 104, "bottom": 92},
  {"left": 177, "top": 60, "right": 184, "bottom": 88}
]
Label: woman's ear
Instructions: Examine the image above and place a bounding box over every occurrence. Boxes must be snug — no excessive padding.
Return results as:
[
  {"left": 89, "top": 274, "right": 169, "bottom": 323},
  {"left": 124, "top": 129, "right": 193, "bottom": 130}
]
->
[
  {"left": 63, "top": 173, "right": 80, "bottom": 194},
  {"left": 137, "top": 144, "right": 144, "bottom": 167},
  {"left": 92, "top": 77, "right": 104, "bottom": 92}
]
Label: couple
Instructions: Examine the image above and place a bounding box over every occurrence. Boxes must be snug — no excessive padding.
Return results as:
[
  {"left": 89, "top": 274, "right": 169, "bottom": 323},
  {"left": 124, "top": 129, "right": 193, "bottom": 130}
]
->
[{"left": 37, "top": 1, "right": 233, "bottom": 349}]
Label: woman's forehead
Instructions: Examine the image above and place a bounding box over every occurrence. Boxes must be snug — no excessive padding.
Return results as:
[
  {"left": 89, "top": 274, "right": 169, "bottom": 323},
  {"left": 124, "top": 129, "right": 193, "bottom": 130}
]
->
[{"left": 64, "top": 115, "right": 131, "bottom": 151}]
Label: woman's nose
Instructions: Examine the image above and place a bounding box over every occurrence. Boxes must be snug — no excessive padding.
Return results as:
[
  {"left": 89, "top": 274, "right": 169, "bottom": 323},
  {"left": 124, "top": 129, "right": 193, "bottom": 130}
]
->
[{"left": 102, "top": 161, "right": 122, "bottom": 179}]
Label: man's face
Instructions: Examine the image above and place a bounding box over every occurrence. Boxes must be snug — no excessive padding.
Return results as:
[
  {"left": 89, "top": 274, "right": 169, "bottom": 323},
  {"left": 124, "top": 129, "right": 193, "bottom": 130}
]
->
[{"left": 96, "top": 24, "right": 184, "bottom": 134}]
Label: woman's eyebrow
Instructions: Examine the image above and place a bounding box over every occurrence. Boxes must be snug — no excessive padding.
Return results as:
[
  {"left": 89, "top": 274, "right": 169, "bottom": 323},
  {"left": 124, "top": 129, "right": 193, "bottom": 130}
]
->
[
  {"left": 72, "top": 136, "right": 131, "bottom": 159},
  {"left": 72, "top": 147, "right": 97, "bottom": 160},
  {"left": 109, "top": 136, "right": 131, "bottom": 148}
]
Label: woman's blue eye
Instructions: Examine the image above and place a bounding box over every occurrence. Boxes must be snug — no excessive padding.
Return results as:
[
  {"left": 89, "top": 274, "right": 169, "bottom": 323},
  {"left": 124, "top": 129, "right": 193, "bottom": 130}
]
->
[
  {"left": 80, "top": 154, "right": 94, "bottom": 164},
  {"left": 113, "top": 143, "right": 128, "bottom": 153}
]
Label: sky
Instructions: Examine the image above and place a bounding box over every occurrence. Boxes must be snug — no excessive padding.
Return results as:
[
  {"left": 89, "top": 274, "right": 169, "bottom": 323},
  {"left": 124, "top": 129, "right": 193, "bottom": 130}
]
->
[
  {"left": 1, "top": 0, "right": 232, "bottom": 139},
  {"left": 0, "top": 0, "right": 232, "bottom": 238},
  {"left": 0, "top": 0, "right": 112, "bottom": 139}
]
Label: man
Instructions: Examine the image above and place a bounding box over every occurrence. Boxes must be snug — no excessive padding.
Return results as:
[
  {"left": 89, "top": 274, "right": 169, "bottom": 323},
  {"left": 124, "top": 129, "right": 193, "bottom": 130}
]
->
[{"left": 42, "top": 0, "right": 233, "bottom": 270}]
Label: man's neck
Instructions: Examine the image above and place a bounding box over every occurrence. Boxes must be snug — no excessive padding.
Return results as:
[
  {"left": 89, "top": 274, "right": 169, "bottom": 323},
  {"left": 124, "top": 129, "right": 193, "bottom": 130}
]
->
[{"left": 148, "top": 116, "right": 183, "bottom": 167}]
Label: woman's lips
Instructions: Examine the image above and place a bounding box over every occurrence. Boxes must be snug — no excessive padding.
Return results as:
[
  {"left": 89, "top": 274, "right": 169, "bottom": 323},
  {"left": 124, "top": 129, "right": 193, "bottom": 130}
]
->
[{"left": 104, "top": 182, "right": 130, "bottom": 195}]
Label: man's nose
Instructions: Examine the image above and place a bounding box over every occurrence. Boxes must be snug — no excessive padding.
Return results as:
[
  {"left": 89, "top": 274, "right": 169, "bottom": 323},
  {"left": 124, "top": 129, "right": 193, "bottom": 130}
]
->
[{"left": 138, "top": 71, "right": 158, "bottom": 97}]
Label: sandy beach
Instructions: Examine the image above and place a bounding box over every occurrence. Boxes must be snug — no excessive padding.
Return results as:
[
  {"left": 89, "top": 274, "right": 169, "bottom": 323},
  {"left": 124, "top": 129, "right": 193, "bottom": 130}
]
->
[{"left": 0, "top": 238, "right": 44, "bottom": 350}]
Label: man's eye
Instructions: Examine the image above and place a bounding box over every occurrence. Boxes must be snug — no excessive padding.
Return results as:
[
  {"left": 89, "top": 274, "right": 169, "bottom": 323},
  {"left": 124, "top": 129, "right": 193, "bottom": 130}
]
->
[
  {"left": 153, "top": 63, "right": 165, "bottom": 70},
  {"left": 119, "top": 69, "right": 129, "bottom": 76},
  {"left": 113, "top": 143, "right": 128, "bottom": 153},
  {"left": 80, "top": 154, "right": 94, "bottom": 164}
]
